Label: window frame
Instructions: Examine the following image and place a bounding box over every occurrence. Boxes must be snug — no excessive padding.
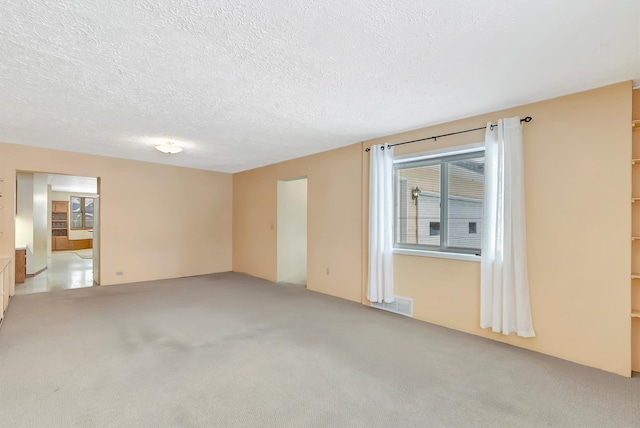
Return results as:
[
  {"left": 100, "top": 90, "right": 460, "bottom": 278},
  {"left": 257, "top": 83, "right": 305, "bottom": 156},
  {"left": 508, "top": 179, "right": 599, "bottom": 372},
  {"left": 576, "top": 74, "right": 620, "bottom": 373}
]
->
[
  {"left": 393, "top": 145, "right": 485, "bottom": 256},
  {"left": 70, "top": 196, "right": 95, "bottom": 230}
]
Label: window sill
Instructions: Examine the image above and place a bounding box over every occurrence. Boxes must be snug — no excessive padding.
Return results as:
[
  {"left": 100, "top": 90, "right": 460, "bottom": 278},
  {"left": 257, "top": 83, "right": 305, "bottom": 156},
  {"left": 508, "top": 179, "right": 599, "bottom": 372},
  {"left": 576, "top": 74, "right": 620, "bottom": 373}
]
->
[{"left": 393, "top": 248, "right": 481, "bottom": 262}]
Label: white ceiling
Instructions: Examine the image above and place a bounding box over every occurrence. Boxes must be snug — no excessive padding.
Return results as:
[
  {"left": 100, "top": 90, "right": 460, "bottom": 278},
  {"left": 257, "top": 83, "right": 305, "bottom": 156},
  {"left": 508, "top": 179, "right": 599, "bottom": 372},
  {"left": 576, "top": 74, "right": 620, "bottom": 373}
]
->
[
  {"left": 1, "top": 1, "right": 638, "bottom": 173},
  {"left": 48, "top": 174, "right": 97, "bottom": 194}
]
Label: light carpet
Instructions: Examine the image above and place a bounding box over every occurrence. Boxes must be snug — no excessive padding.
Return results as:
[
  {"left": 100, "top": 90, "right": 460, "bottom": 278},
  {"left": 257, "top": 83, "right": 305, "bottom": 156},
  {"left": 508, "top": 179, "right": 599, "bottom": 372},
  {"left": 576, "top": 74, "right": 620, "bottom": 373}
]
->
[{"left": 0, "top": 272, "right": 638, "bottom": 427}]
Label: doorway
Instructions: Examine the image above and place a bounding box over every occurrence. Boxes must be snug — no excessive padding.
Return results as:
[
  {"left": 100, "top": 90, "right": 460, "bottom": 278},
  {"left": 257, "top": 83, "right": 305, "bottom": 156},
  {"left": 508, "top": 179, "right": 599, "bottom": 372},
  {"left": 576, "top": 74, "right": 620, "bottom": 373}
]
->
[
  {"left": 277, "top": 177, "right": 307, "bottom": 286},
  {"left": 14, "top": 172, "right": 100, "bottom": 294}
]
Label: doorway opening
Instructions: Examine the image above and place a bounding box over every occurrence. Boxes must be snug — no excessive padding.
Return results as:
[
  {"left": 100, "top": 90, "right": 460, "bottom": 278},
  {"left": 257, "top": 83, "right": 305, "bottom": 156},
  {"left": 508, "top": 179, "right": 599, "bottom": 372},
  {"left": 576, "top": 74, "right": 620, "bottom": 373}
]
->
[
  {"left": 14, "top": 172, "right": 100, "bottom": 295},
  {"left": 277, "top": 177, "right": 307, "bottom": 286}
]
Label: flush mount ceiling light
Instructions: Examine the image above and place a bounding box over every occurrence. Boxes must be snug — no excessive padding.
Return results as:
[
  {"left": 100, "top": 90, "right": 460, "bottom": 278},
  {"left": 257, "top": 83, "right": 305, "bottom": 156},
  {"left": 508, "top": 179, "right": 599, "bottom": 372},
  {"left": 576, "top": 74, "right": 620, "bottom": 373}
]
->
[{"left": 154, "top": 142, "right": 183, "bottom": 154}]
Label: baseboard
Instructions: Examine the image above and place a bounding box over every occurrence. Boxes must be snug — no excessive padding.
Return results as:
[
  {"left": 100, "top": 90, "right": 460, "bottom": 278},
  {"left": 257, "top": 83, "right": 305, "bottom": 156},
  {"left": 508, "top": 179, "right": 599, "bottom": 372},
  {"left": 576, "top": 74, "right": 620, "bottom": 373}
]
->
[{"left": 26, "top": 266, "right": 47, "bottom": 278}]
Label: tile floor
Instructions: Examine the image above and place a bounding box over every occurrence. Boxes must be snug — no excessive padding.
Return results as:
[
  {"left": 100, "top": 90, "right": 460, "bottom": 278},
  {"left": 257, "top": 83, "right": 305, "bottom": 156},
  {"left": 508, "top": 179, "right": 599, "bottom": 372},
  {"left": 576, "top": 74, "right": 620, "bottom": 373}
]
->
[{"left": 14, "top": 250, "right": 95, "bottom": 295}]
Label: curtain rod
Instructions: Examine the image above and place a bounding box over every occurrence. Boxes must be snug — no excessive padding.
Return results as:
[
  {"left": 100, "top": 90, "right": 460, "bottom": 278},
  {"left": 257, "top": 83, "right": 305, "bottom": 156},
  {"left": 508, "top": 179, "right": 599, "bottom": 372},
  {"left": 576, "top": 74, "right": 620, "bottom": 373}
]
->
[{"left": 365, "top": 116, "right": 533, "bottom": 152}]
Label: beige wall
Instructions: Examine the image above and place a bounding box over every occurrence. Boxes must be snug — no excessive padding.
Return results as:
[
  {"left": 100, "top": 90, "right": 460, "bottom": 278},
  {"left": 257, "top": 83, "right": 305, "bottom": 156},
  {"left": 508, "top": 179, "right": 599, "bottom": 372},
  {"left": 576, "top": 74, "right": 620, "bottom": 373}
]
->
[
  {"left": 234, "top": 82, "right": 633, "bottom": 376},
  {"left": 277, "top": 178, "right": 308, "bottom": 285},
  {"left": 233, "top": 144, "right": 362, "bottom": 302},
  {"left": 362, "top": 82, "right": 632, "bottom": 376},
  {"left": 0, "top": 143, "right": 233, "bottom": 298}
]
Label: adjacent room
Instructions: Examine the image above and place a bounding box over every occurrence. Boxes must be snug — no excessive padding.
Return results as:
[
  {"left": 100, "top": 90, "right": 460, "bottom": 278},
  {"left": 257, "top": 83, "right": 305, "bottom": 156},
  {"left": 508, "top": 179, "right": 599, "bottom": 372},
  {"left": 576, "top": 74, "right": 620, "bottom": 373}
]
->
[
  {"left": 14, "top": 172, "right": 99, "bottom": 294},
  {"left": 0, "top": 1, "right": 639, "bottom": 427}
]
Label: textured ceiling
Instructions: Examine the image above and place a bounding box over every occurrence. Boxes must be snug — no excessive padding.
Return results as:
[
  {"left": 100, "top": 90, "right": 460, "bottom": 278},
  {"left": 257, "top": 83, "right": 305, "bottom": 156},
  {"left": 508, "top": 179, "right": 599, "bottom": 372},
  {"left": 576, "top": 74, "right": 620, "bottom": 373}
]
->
[{"left": 1, "top": 1, "right": 639, "bottom": 173}]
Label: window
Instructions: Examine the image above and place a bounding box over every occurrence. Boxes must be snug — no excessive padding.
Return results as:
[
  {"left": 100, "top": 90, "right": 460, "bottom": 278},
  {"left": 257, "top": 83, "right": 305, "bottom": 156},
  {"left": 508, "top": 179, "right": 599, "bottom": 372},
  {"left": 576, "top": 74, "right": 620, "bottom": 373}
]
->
[
  {"left": 429, "top": 222, "right": 440, "bottom": 236},
  {"left": 394, "top": 149, "right": 484, "bottom": 255},
  {"left": 70, "top": 196, "right": 94, "bottom": 229}
]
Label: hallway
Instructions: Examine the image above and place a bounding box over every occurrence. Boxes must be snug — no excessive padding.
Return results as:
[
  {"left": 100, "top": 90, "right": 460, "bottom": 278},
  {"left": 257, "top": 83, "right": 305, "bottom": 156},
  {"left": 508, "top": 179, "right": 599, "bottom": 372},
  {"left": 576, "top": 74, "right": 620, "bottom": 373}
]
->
[{"left": 15, "top": 250, "right": 94, "bottom": 295}]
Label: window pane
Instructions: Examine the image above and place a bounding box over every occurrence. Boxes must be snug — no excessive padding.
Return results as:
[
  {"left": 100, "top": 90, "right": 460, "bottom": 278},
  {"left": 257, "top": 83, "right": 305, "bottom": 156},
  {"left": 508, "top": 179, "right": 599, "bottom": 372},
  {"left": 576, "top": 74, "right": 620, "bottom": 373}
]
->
[
  {"left": 396, "top": 163, "right": 441, "bottom": 246},
  {"left": 84, "top": 198, "right": 94, "bottom": 214},
  {"left": 84, "top": 213, "right": 93, "bottom": 229},
  {"left": 71, "top": 212, "right": 83, "bottom": 229},
  {"left": 429, "top": 222, "right": 440, "bottom": 236},
  {"left": 446, "top": 156, "right": 484, "bottom": 250},
  {"left": 71, "top": 197, "right": 82, "bottom": 213}
]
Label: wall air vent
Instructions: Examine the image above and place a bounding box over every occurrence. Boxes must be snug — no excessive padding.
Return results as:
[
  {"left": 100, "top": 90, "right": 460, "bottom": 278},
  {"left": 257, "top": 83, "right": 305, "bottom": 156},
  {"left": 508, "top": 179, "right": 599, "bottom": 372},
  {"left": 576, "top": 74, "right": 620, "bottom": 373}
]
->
[{"left": 371, "top": 296, "right": 413, "bottom": 317}]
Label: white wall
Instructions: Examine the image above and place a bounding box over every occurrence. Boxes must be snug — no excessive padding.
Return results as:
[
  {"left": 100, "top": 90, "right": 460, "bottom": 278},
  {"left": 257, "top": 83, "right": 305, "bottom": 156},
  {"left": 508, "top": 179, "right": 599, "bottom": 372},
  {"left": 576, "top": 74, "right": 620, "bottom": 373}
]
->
[
  {"left": 15, "top": 172, "right": 47, "bottom": 274},
  {"left": 15, "top": 172, "right": 33, "bottom": 248},
  {"left": 277, "top": 178, "right": 307, "bottom": 285},
  {"left": 31, "top": 173, "right": 48, "bottom": 273},
  {"left": 47, "top": 185, "right": 52, "bottom": 255},
  {"left": 15, "top": 172, "right": 34, "bottom": 272},
  {"left": 16, "top": 172, "right": 34, "bottom": 217}
]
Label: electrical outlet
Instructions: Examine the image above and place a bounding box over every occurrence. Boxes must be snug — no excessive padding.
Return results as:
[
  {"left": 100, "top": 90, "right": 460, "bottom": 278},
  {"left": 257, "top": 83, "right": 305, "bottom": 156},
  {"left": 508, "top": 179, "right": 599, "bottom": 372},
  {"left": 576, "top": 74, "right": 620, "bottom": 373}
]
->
[
  {"left": 116, "top": 271, "right": 123, "bottom": 276},
  {"left": 326, "top": 268, "right": 330, "bottom": 275}
]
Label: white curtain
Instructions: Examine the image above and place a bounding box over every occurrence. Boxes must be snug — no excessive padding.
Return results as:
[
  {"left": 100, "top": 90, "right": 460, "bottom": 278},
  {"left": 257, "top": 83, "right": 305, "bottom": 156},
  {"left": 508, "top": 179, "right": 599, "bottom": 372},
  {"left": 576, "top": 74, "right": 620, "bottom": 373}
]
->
[
  {"left": 367, "top": 144, "right": 395, "bottom": 303},
  {"left": 481, "top": 117, "right": 535, "bottom": 337}
]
